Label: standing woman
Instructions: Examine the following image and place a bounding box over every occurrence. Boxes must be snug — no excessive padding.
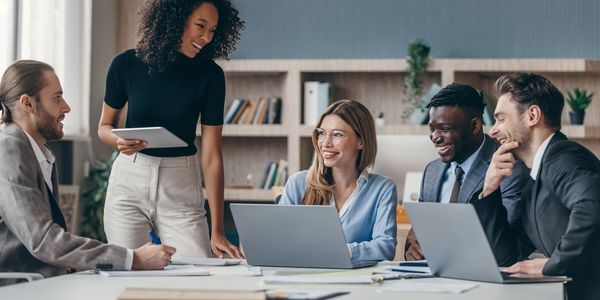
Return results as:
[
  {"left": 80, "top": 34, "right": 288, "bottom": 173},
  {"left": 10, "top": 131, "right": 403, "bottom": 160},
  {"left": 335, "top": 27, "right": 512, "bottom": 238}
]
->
[
  {"left": 98, "top": 0, "right": 244, "bottom": 258},
  {"left": 279, "top": 100, "right": 398, "bottom": 261}
]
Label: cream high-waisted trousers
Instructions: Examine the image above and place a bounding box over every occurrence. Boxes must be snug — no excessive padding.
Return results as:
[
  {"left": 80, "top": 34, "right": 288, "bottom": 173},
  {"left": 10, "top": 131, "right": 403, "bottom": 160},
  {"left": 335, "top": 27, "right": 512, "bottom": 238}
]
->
[{"left": 104, "top": 152, "right": 211, "bottom": 257}]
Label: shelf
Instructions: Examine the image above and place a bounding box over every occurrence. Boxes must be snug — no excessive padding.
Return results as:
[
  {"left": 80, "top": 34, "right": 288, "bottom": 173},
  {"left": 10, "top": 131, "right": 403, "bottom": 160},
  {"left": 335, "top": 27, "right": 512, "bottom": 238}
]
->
[
  {"left": 201, "top": 188, "right": 275, "bottom": 202},
  {"left": 443, "top": 59, "right": 600, "bottom": 73},
  {"left": 560, "top": 125, "right": 600, "bottom": 139},
  {"left": 217, "top": 59, "right": 600, "bottom": 73},
  {"left": 224, "top": 188, "right": 276, "bottom": 202},
  {"left": 196, "top": 124, "right": 288, "bottom": 137},
  {"left": 206, "top": 58, "right": 600, "bottom": 188},
  {"left": 300, "top": 125, "right": 600, "bottom": 139},
  {"left": 300, "top": 125, "right": 431, "bottom": 137}
]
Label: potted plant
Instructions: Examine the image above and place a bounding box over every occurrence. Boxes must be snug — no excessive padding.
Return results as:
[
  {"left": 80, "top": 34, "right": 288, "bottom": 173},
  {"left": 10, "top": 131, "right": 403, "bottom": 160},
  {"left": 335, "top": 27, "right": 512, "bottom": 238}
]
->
[
  {"left": 402, "top": 39, "right": 431, "bottom": 123},
  {"left": 79, "top": 152, "right": 117, "bottom": 242},
  {"left": 566, "top": 88, "right": 593, "bottom": 125}
]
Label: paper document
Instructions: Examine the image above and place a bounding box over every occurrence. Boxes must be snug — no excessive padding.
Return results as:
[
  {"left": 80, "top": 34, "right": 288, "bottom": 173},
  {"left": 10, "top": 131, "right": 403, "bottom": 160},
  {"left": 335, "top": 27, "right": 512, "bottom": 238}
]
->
[
  {"left": 99, "top": 265, "right": 209, "bottom": 277},
  {"left": 380, "top": 281, "right": 478, "bottom": 294},
  {"left": 118, "top": 288, "right": 265, "bottom": 300},
  {"left": 171, "top": 257, "right": 242, "bottom": 266},
  {"left": 263, "top": 275, "right": 382, "bottom": 284},
  {"left": 118, "top": 288, "right": 348, "bottom": 300}
]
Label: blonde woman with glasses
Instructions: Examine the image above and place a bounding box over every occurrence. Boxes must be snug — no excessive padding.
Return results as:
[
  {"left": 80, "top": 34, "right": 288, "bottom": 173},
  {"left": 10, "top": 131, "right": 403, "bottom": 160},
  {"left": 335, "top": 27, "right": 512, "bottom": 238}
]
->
[{"left": 279, "top": 100, "right": 397, "bottom": 261}]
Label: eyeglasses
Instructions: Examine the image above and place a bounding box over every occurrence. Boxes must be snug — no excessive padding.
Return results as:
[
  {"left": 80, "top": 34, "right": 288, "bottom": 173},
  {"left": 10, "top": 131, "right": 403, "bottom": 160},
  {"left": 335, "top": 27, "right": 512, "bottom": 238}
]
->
[{"left": 314, "top": 128, "right": 358, "bottom": 144}]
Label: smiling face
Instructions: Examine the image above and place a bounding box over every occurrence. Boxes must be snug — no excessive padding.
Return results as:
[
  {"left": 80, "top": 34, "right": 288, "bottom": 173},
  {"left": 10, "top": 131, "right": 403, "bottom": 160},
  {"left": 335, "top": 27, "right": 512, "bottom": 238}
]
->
[
  {"left": 179, "top": 2, "right": 219, "bottom": 58},
  {"left": 428, "top": 106, "right": 481, "bottom": 163},
  {"left": 490, "top": 93, "right": 531, "bottom": 159},
  {"left": 316, "top": 114, "right": 363, "bottom": 169},
  {"left": 33, "top": 71, "right": 71, "bottom": 143}
]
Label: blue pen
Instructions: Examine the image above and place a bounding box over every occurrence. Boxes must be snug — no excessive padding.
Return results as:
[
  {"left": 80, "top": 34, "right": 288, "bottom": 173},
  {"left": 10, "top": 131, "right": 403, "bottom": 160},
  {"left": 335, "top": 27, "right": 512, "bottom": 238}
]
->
[{"left": 148, "top": 230, "right": 162, "bottom": 245}]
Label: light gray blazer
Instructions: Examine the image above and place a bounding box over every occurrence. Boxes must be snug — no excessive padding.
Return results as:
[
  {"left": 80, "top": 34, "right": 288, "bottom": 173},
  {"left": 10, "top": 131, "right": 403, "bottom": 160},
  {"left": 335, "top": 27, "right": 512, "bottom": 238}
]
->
[
  {"left": 0, "top": 123, "right": 127, "bottom": 280},
  {"left": 418, "top": 134, "right": 530, "bottom": 225}
]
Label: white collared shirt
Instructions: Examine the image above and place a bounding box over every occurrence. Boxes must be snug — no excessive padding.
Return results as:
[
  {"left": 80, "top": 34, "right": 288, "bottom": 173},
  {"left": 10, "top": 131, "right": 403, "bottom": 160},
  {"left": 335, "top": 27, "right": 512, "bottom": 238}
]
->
[
  {"left": 24, "top": 129, "right": 134, "bottom": 270},
  {"left": 24, "top": 131, "right": 55, "bottom": 193},
  {"left": 440, "top": 136, "right": 486, "bottom": 203},
  {"left": 530, "top": 133, "right": 556, "bottom": 180}
]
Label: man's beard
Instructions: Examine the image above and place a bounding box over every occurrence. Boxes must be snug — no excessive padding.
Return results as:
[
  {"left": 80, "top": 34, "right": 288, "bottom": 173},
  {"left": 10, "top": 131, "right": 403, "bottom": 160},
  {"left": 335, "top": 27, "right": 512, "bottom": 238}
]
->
[
  {"left": 34, "top": 105, "right": 62, "bottom": 142},
  {"left": 511, "top": 126, "right": 531, "bottom": 160}
]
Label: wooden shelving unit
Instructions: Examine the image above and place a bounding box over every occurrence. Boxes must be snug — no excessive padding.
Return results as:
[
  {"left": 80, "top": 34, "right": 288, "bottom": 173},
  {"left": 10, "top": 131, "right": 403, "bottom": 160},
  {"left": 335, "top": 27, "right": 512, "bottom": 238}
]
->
[{"left": 196, "top": 59, "right": 600, "bottom": 202}]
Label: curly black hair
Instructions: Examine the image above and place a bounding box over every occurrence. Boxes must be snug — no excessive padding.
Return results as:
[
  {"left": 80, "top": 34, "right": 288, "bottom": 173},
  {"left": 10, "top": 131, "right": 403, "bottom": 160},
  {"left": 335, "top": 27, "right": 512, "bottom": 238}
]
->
[
  {"left": 135, "top": 0, "right": 245, "bottom": 73},
  {"left": 426, "top": 82, "right": 486, "bottom": 119}
]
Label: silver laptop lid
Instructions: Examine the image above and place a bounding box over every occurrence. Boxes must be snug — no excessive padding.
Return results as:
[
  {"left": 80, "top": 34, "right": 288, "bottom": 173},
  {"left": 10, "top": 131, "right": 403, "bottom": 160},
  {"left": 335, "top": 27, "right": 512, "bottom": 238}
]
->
[
  {"left": 230, "top": 204, "right": 355, "bottom": 269},
  {"left": 404, "top": 202, "right": 504, "bottom": 283}
]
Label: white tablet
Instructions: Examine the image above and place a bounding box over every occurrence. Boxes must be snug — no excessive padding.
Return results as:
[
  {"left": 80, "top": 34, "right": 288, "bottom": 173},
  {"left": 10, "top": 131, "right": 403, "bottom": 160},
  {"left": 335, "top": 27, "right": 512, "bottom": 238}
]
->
[{"left": 111, "top": 127, "right": 188, "bottom": 149}]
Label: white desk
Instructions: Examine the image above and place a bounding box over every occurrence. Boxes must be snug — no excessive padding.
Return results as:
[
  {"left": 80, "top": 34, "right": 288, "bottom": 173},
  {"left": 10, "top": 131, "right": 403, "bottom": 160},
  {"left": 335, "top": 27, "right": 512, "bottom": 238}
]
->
[{"left": 0, "top": 264, "right": 564, "bottom": 300}]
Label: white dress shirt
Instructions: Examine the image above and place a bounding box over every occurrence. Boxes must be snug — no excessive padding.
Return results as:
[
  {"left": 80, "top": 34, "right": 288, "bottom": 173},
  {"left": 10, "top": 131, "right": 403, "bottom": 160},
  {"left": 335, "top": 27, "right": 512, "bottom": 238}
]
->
[
  {"left": 530, "top": 133, "right": 556, "bottom": 180},
  {"left": 24, "top": 131, "right": 55, "bottom": 192}
]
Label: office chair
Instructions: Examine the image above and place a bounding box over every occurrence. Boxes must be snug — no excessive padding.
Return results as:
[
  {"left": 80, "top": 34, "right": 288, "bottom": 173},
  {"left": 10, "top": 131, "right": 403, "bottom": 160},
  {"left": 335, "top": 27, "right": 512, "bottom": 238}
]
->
[{"left": 0, "top": 272, "right": 44, "bottom": 285}]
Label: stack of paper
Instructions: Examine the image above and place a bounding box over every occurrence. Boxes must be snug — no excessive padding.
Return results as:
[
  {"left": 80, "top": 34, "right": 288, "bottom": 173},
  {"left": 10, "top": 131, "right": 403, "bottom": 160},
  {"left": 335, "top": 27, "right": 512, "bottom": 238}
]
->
[
  {"left": 99, "top": 265, "right": 209, "bottom": 277},
  {"left": 118, "top": 288, "right": 349, "bottom": 300},
  {"left": 380, "top": 281, "right": 478, "bottom": 294},
  {"left": 170, "top": 257, "right": 241, "bottom": 266},
  {"left": 118, "top": 288, "right": 265, "bottom": 300},
  {"left": 263, "top": 275, "right": 382, "bottom": 284}
]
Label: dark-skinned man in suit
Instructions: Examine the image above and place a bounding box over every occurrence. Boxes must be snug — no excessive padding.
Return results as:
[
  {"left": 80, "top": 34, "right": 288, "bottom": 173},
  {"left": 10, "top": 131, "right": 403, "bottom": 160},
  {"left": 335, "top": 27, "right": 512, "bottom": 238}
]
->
[{"left": 405, "top": 83, "right": 529, "bottom": 261}]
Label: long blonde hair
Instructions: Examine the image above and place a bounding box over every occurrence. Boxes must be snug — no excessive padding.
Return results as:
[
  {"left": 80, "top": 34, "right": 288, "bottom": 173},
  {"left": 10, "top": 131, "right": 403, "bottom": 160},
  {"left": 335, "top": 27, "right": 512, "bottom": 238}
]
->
[{"left": 302, "top": 100, "right": 377, "bottom": 205}]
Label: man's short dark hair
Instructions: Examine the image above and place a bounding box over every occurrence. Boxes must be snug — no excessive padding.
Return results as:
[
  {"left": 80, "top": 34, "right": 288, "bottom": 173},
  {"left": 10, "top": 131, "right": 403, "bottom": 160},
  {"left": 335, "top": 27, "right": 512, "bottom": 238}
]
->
[
  {"left": 494, "top": 73, "right": 564, "bottom": 130},
  {"left": 426, "top": 83, "right": 486, "bottom": 119}
]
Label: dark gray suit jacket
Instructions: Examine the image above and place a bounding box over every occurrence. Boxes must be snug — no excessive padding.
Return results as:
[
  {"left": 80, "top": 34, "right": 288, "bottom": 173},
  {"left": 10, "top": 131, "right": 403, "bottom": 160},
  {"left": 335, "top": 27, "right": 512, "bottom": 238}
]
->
[
  {"left": 0, "top": 123, "right": 127, "bottom": 281},
  {"left": 473, "top": 132, "right": 600, "bottom": 300},
  {"left": 419, "top": 134, "right": 530, "bottom": 224}
]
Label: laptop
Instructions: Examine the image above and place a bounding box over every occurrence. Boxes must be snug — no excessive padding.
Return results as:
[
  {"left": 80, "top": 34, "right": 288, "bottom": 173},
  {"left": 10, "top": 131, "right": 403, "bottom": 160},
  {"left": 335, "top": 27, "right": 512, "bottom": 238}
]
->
[
  {"left": 230, "top": 203, "right": 378, "bottom": 269},
  {"left": 404, "top": 202, "right": 570, "bottom": 284}
]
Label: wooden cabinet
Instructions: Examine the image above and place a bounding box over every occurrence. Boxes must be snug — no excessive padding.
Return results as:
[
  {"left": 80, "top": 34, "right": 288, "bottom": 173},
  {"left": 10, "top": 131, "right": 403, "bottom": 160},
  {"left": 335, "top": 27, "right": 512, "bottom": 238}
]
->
[{"left": 212, "top": 59, "right": 600, "bottom": 202}]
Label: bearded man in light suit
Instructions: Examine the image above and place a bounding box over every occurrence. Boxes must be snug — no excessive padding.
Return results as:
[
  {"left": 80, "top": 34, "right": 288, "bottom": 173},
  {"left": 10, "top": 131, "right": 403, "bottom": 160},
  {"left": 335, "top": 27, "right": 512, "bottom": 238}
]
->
[{"left": 0, "top": 60, "right": 175, "bottom": 285}]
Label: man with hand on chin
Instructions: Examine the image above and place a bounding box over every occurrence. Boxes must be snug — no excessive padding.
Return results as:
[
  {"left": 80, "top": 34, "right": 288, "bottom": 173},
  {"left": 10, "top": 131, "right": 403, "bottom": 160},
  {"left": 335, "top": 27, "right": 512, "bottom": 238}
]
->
[
  {"left": 0, "top": 60, "right": 176, "bottom": 285},
  {"left": 404, "top": 83, "right": 529, "bottom": 261},
  {"left": 473, "top": 73, "right": 600, "bottom": 300}
]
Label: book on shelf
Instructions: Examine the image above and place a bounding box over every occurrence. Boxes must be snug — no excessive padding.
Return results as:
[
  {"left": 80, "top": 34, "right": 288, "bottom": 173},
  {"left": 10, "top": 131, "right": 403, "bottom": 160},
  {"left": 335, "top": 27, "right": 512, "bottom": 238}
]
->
[
  {"left": 259, "top": 160, "right": 288, "bottom": 189},
  {"left": 224, "top": 97, "right": 282, "bottom": 125},
  {"left": 252, "top": 97, "right": 268, "bottom": 124},
  {"left": 230, "top": 100, "right": 250, "bottom": 124},
  {"left": 268, "top": 97, "right": 282, "bottom": 124},
  {"left": 241, "top": 99, "right": 260, "bottom": 124},
  {"left": 224, "top": 99, "right": 244, "bottom": 124},
  {"left": 264, "top": 162, "right": 278, "bottom": 189},
  {"left": 304, "top": 81, "right": 330, "bottom": 126},
  {"left": 275, "top": 160, "right": 288, "bottom": 188}
]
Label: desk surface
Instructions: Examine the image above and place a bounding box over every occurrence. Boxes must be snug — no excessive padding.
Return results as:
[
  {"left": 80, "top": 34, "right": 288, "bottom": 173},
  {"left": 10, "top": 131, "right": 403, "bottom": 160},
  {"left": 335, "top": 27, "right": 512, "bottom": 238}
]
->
[{"left": 0, "top": 264, "right": 564, "bottom": 300}]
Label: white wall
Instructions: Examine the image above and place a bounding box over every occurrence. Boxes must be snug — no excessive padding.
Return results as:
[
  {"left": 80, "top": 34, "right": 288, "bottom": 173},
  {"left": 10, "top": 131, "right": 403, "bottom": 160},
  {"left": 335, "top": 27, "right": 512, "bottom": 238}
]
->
[{"left": 71, "top": 0, "right": 118, "bottom": 185}]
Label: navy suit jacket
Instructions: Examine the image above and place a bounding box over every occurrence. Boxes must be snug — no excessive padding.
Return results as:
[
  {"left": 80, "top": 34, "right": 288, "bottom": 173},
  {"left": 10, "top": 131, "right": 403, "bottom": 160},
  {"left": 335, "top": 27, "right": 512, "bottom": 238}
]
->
[{"left": 419, "top": 134, "right": 530, "bottom": 224}]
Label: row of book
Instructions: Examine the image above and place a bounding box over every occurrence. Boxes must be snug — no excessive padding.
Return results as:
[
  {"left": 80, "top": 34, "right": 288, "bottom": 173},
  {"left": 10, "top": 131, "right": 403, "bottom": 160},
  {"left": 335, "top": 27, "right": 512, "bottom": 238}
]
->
[
  {"left": 303, "top": 81, "right": 331, "bottom": 126},
  {"left": 260, "top": 160, "right": 288, "bottom": 189},
  {"left": 225, "top": 97, "right": 282, "bottom": 125}
]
